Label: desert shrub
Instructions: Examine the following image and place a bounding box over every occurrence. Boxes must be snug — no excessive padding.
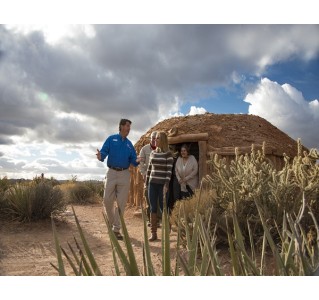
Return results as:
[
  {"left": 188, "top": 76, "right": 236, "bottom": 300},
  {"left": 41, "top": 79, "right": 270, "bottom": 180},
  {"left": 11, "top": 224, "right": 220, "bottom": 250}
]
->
[
  {"left": 3, "top": 181, "right": 66, "bottom": 222},
  {"left": 0, "top": 193, "right": 7, "bottom": 216},
  {"left": 170, "top": 187, "right": 219, "bottom": 244},
  {"left": 32, "top": 175, "right": 61, "bottom": 187},
  {"left": 83, "top": 180, "right": 104, "bottom": 198},
  {"left": 0, "top": 177, "right": 11, "bottom": 215},
  {"left": 66, "top": 182, "right": 101, "bottom": 204},
  {"left": 59, "top": 181, "right": 103, "bottom": 205},
  {"left": 171, "top": 141, "right": 319, "bottom": 247},
  {"left": 211, "top": 142, "right": 318, "bottom": 239},
  {"left": 0, "top": 176, "right": 10, "bottom": 191},
  {"left": 32, "top": 182, "right": 66, "bottom": 220},
  {"left": 59, "top": 182, "right": 76, "bottom": 202}
]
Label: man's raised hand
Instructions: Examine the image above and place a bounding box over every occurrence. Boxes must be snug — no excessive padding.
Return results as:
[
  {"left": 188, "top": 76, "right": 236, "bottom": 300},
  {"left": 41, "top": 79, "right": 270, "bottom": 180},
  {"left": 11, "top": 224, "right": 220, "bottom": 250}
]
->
[{"left": 96, "top": 149, "right": 102, "bottom": 161}]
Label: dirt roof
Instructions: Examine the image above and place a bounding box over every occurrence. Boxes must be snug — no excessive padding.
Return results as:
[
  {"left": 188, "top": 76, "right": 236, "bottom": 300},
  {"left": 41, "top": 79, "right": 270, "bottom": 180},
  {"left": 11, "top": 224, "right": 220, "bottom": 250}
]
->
[{"left": 135, "top": 113, "right": 305, "bottom": 158}]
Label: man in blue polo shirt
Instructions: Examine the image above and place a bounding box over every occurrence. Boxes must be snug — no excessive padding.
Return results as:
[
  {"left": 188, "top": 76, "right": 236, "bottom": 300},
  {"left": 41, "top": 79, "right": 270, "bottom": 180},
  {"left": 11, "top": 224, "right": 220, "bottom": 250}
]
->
[{"left": 96, "top": 118, "right": 141, "bottom": 240}]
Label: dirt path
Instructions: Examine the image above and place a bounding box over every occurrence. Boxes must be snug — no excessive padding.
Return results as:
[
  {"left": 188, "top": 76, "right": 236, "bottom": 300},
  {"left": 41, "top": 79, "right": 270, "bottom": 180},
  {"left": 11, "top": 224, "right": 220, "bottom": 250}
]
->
[{"left": 0, "top": 204, "right": 177, "bottom": 276}]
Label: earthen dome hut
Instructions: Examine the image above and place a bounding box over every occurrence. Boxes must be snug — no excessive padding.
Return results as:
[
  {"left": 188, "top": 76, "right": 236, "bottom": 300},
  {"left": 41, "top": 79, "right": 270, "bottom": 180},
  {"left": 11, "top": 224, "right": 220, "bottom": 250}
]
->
[{"left": 128, "top": 113, "right": 305, "bottom": 207}]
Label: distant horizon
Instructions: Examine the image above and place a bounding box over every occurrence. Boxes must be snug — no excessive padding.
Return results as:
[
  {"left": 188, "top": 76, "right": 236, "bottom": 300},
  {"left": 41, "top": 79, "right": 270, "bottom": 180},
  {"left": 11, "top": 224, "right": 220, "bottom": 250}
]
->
[{"left": 1, "top": 176, "right": 104, "bottom": 182}]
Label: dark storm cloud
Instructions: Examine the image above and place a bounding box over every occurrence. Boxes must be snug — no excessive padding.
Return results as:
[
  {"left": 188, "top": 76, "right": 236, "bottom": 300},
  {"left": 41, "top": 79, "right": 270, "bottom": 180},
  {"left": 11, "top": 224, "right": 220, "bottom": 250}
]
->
[
  {"left": 86, "top": 25, "right": 319, "bottom": 88},
  {"left": 86, "top": 25, "right": 230, "bottom": 90},
  {"left": 0, "top": 135, "right": 13, "bottom": 145},
  {"left": 0, "top": 158, "right": 26, "bottom": 170},
  {"left": 42, "top": 115, "right": 100, "bottom": 143}
]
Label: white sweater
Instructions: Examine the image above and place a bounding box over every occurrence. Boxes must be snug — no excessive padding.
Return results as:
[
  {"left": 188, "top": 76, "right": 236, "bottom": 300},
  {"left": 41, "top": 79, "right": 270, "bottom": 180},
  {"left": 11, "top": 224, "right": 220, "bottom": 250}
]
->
[
  {"left": 139, "top": 144, "right": 154, "bottom": 177},
  {"left": 175, "top": 155, "right": 199, "bottom": 192}
]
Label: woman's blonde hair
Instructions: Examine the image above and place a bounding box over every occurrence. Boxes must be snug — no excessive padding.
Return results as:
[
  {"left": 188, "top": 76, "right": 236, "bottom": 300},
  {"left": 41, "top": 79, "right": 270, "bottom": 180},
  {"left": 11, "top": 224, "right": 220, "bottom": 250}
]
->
[{"left": 156, "top": 131, "right": 169, "bottom": 152}]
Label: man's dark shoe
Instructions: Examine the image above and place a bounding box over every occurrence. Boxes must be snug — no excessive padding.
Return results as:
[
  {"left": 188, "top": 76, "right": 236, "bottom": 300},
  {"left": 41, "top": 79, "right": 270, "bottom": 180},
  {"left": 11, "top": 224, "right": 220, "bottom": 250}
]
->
[{"left": 113, "top": 231, "right": 123, "bottom": 240}]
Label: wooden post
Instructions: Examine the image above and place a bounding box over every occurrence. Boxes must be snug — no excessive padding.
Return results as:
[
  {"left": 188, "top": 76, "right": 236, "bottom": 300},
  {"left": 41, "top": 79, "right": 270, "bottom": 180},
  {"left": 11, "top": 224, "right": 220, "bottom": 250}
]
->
[{"left": 198, "top": 141, "right": 207, "bottom": 182}]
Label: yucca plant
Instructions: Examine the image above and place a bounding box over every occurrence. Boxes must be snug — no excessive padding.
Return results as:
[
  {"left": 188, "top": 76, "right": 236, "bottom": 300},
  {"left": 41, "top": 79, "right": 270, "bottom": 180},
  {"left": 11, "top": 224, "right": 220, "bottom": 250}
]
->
[
  {"left": 0, "top": 176, "right": 10, "bottom": 192},
  {"left": 51, "top": 206, "right": 102, "bottom": 276},
  {"left": 3, "top": 181, "right": 65, "bottom": 222},
  {"left": 51, "top": 191, "right": 319, "bottom": 276},
  {"left": 3, "top": 184, "right": 34, "bottom": 222},
  {"left": 52, "top": 211, "right": 318, "bottom": 276},
  {"left": 0, "top": 176, "right": 11, "bottom": 216},
  {"left": 51, "top": 195, "right": 183, "bottom": 276}
]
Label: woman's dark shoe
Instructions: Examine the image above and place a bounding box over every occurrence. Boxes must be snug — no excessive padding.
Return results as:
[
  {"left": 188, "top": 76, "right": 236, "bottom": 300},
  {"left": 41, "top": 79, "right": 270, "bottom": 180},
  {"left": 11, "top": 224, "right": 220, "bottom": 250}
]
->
[
  {"left": 148, "top": 232, "right": 158, "bottom": 241},
  {"left": 113, "top": 231, "right": 123, "bottom": 240},
  {"left": 149, "top": 213, "right": 158, "bottom": 241}
]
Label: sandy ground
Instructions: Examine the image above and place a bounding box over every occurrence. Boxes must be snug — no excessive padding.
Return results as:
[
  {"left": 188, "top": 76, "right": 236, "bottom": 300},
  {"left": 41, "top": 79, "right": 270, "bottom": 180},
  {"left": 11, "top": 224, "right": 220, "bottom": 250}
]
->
[{"left": 0, "top": 203, "right": 178, "bottom": 276}]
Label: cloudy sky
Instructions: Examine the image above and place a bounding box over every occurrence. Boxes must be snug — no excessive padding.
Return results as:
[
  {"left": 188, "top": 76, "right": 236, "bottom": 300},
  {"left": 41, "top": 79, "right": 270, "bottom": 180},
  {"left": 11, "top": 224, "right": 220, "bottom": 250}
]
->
[{"left": 0, "top": 23, "right": 318, "bottom": 181}]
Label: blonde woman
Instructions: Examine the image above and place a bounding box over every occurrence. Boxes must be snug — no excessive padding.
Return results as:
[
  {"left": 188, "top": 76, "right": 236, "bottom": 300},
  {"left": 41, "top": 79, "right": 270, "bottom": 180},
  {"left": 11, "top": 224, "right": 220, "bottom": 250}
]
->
[
  {"left": 146, "top": 131, "right": 173, "bottom": 241},
  {"left": 138, "top": 131, "right": 157, "bottom": 225},
  {"left": 175, "top": 144, "right": 198, "bottom": 199}
]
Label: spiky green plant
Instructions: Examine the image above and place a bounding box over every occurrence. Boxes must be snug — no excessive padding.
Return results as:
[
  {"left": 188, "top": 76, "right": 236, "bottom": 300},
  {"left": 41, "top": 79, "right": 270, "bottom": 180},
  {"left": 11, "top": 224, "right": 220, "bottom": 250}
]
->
[
  {"left": 51, "top": 191, "right": 319, "bottom": 276},
  {"left": 51, "top": 199, "right": 178, "bottom": 276},
  {"left": 0, "top": 176, "right": 11, "bottom": 216},
  {"left": 51, "top": 205, "right": 102, "bottom": 276},
  {"left": 3, "top": 181, "right": 65, "bottom": 222}
]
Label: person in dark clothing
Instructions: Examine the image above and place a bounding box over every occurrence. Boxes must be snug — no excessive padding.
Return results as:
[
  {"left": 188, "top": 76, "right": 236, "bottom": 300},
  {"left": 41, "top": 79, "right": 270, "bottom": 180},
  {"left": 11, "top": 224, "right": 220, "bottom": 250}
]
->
[{"left": 167, "top": 145, "right": 181, "bottom": 211}]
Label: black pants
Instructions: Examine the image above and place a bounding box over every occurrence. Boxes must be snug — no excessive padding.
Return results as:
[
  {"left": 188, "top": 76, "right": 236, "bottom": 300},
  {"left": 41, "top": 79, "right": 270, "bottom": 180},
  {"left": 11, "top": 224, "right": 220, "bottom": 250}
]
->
[
  {"left": 168, "top": 175, "right": 181, "bottom": 210},
  {"left": 180, "top": 185, "right": 194, "bottom": 199}
]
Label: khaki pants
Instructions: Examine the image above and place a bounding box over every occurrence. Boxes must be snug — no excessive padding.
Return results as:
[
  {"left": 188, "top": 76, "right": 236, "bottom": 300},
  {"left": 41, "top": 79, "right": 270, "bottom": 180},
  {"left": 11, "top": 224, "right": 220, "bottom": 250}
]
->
[{"left": 103, "top": 168, "right": 130, "bottom": 233}]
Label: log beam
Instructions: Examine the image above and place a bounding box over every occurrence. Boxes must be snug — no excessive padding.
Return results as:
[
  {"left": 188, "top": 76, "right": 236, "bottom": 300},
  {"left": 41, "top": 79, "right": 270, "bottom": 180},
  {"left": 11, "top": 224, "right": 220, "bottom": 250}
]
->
[{"left": 168, "top": 133, "right": 208, "bottom": 144}]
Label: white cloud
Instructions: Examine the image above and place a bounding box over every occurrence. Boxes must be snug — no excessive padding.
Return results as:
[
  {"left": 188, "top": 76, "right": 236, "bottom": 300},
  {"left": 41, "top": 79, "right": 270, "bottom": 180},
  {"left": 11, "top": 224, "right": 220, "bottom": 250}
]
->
[
  {"left": 231, "top": 71, "right": 245, "bottom": 84},
  {"left": 5, "top": 25, "right": 96, "bottom": 45},
  {"left": 244, "top": 78, "right": 319, "bottom": 148},
  {"left": 188, "top": 106, "right": 207, "bottom": 115},
  {"left": 158, "top": 96, "right": 183, "bottom": 120}
]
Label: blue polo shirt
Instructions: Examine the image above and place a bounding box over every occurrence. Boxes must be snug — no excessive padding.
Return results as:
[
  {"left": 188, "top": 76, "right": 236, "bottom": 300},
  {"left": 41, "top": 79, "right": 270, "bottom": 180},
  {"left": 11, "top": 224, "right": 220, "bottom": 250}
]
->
[{"left": 99, "top": 134, "right": 138, "bottom": 168}]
